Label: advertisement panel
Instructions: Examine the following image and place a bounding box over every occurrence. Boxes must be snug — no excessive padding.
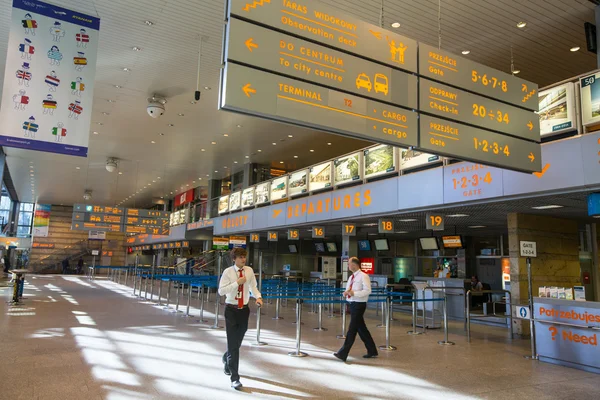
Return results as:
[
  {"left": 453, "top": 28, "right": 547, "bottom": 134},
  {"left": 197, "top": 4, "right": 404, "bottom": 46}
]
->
[
  {"left": 255, "top": 182, "right": 270, "bottom": 205},
  {"left": 334, "top": 152, "right": 361, "bottom": 186},
  {"left": 364, "top": 144, "right": 396, "bottom": 178},
  {"left": 309, "top": 161, "right": 332, "bottom": 192},
  {"left": 174, "top": 189, "right": 194, "bottom": 208},
  {"left": 539, "top": 82, "right": 576, "bottom": 136},
  {"left": 288, "top": 169, "right": 308, "bottom": 197},
  {"left": 580, "top": 73, "right": 600, "bottom": 126},
  {"left": 0, "top": 0, "right": 100, "bottom": 157},
  {"left": 400, "top": 149, "right": 441, "bottom": 171},
  {"left": 360, "top": 257, "right": 375, "bottom": 275},
  {"left": 229, "top": 235, "right": 247, "bottom": 249},
  {"left": 241, "top": 187, "right": 255, "bottom": 208},
  {"left": 270, "top": 176, "right": 288, "bottom": 201},
  {"left": 229, "top": 191, "right": 241, "bottom": 212},
  {"left": 32, "top": 203, "right": 51, "bottom": 237},
  {"left": 212, "top": 237, "right": 229, "bottom": 250},
  {"left": 218, "top": 195, "right": 229, "bottom": 214}
]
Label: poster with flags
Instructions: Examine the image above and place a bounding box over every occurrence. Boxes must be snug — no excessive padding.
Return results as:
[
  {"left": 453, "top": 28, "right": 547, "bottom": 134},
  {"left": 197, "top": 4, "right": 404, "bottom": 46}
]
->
[
  {"left": 33, "top": 204, "right": 51, "bottom": 237},
  {"left": 0, "top": 0, "right": 100, "bottom": 157}
]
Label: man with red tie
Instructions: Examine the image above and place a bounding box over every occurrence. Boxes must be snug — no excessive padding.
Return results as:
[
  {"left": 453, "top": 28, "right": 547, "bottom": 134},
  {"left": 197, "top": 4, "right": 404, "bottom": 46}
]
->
[
  {"left": 218, "top": 247, "right": 262, "bottom": 390},
  {"left": 334, "top": 257, "right": 378, "bottom": 362}
]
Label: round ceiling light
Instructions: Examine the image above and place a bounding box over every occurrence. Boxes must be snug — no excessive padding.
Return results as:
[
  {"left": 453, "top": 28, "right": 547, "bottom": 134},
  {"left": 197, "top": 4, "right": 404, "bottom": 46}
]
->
[
  {"left": 570, "top": 46, "right": 580, "bottom": 52},
  {"left": 517, "top": 21, "right": 527, "bottom": 28},
  {"left": 391, "top": 22, "right": 401, "bottom": 28},
  {"left": 462, "top": 50, "right": 470, "bottom": 55}
]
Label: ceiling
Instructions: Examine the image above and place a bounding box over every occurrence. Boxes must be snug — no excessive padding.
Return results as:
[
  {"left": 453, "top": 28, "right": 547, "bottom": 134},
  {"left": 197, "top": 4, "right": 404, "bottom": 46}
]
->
[{"left": 0, "top": 0, "right": 597, "bottom": 207}]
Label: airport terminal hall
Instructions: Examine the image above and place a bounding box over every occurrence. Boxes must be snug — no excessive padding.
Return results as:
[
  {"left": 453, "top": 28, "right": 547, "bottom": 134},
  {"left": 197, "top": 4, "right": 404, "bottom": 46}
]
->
[{"left": 3, "top": 0, "right": 600, "bottom": 399}]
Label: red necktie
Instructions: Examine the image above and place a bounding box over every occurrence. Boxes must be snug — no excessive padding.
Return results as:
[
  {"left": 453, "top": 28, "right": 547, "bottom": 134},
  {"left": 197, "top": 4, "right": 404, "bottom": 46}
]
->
[
  {"left": 347, "top": 274, "right": 355, "bottom": 299},
  {"left": 237, "top": 268, "right": 244, "bottom": 309}
]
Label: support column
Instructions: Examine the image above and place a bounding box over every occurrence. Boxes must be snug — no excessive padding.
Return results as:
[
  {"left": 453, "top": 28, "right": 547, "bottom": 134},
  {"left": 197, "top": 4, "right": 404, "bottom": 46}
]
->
[
  {"left": 593, "top": 224, "right": 599, "bottom": 301},
  {"left": 206, "top": 179, "right": 221, "bottom": 219},
  {"left": 508, "top": 213, "right": 581, "bottom": 336}
]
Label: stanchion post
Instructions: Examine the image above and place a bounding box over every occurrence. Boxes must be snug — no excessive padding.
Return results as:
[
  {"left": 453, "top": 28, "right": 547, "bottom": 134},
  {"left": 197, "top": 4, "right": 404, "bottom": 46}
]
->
[
  {"left": 252, "top": 303, "right": 267, "bottom": 346},
  {"left": 467, "top": 291, "right": 471, "bottom": 342},
  {"left": 288, "top": 299, "right": 308, "bottom": 357},
  {"left": 524, "top": 257, "right": 538, "bottom": 360},
  {"left": 185, "top": 281, "right": 192, "bottom": 317},
  {"left": 379, "top": 295, "right": 397, "bottom": 351},
  {"left": 164, "top": 280, "right": 172, "bottom": 310},
  {"left": 376, "top": 300, "right": 386, "bottom": 328},
  {"left": 174, "top": 280, "right": 182, "bottom": 313},
  {"left": 273, "top": 297, "right": 283, "bottom": 320},
  {"left": 407, "top": 292, "right": 423, "bottom": 336},
  {"left": 157, "top": 278, "right": 163, "bottom": 306},
  {"left": 336, "top": 294, "right": 347, "bottom": 340},
  {"left": 198, "top": 284, "right": 207, "bottom": 323},
  {"left": 211, "top": 252, "right": 224, "bottom": 329},
  {"left": 313, "top": 301, "right": 328, "bottom": 331},
  {"left": 144, "top": 274, "right": 149, "bottom": 300},
  {"left": 438, "top": 295, "right": 455, "bottom": 346}
]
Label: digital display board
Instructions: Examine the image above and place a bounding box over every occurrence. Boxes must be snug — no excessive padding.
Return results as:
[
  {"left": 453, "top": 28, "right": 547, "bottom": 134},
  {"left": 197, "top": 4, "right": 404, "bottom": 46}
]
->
[{"left": 73, "top": 204, "right": 123, "bottom": 215}]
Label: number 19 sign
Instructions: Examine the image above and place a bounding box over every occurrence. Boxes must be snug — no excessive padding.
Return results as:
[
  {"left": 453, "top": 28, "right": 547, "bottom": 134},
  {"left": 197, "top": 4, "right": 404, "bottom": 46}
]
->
[{"left": 426, "top": 213, "right": 445, "bottom": 231}]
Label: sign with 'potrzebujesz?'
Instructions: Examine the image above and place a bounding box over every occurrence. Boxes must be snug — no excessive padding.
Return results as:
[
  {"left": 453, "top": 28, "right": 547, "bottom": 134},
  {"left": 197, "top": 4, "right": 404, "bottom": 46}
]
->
[{"left": 0, "top": 0, "right": 100, "bottom": 157}]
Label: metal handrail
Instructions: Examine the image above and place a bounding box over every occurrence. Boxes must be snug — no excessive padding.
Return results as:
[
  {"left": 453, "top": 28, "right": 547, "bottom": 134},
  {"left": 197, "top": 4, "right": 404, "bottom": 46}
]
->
[{"left": 466, "top": 289, "right": 513, "bottom": 342}]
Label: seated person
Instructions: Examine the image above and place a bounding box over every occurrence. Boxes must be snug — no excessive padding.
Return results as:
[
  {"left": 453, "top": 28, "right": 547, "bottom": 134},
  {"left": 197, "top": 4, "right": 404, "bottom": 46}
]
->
[{"left": 470, "top": 275, "right": 484, "bottom": 308}]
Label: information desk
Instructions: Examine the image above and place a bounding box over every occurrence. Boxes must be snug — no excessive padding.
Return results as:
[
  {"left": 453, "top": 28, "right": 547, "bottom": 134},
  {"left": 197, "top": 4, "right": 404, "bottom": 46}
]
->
[{"left": 534, "top": 298, "right": 600, "bottom": 374}]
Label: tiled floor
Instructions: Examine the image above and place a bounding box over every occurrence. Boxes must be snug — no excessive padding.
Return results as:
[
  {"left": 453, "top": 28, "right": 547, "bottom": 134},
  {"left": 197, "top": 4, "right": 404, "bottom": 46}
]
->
[{"left": 1, "top": 274, "right": 599, "bottom": 400}]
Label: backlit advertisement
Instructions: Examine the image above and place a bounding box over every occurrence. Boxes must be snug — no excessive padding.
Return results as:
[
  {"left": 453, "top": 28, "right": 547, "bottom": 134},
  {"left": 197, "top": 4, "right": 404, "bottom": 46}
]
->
[
  {"left": 218, "top": 195, "right": 229, "bottom": 214},
  {"left": 400, "top": 149, "right": 441, "bottom": 171},
  {"left": 539, "top": 82, "right": 576, "bottom": 136},
  {"left": 229, "top": 191, "right": 241, "bottom": 212},
  {"left": 270, "top": 176, "right": 288, "bottom": 201},
  {"left": 241, "top": 187, "right": 255, "bottom": 208},
  {"left": 580, "top": 73, "right": 600, "bottom": 126},
  {"left": 255, "top": 182, "right": 270, "bottom": 205},
  {"left": 334, "top": 152, "right": 361, "bottom": 186},
  {"left": 309, "top": 161, "right": 332, "bottom": 192},
  {"left": 288, "top": 169, "right": 308, "bottom": 197},
  {"left": 364, "top": 144, "right": 397, "bottom": 178}
]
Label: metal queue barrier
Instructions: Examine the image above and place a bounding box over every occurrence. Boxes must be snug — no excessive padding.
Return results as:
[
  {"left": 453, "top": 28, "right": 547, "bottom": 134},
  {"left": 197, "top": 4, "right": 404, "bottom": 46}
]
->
[{"left": 466, "top": 289, "right": 514, "bottom": 342}]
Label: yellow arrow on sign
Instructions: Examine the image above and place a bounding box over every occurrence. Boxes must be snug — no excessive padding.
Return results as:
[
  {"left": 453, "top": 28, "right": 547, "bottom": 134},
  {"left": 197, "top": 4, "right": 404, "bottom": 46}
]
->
[
  {"left": 243, "top": 83, "right": 256, "bottom": 97},
  {"left": 272, "top": 209, "right": 282, "bottom": 218},
  {"left": 527, "top": 121, "right": 534, "bottom": 131},
  {"left": 245, "top": 38, "right": 258, "bottom": 52},
  {"left": 528, "top": 152, "right": 535, "bottom": 162}
]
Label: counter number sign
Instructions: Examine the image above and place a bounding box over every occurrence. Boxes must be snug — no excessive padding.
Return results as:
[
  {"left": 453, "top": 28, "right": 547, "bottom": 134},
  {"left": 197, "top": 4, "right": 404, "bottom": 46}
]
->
[
  {"left": 312, "top": 226, "right": 325, "bottom": 239},
  {"left": 288, "top": 229, "right": 300, "bottom": 240},
  {"left": 426, "top": 213, "right": 445, "bottom": 231},
  {"left": 342, "top": 223, "right": 356, "bottom": 236},
  {"left": 268, "top": 231, "right": 278, "bottom": 242},
  {"left": 250, "top": 233, "right": 260, "bottom": 243},
  {"left": 520, "top": 241, "right": 537, "bottom": 258},
  {"left": 378, "top": 219, "right": 394, "bottom": 234}
]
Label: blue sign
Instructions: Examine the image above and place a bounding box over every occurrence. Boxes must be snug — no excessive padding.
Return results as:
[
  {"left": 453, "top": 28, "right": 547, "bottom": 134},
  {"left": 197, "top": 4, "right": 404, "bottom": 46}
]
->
[{"left": 588, "top": 193, "right": 600, "bottom": 217}]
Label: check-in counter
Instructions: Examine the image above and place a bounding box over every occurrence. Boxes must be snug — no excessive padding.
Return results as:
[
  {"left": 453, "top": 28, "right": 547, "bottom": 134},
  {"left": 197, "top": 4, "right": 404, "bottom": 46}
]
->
[
  {"left": 534, "top": 298, "right": 600, "bottom": 374},
  {"left": 414, "top": 277, "right": 467, "bottom": 320}
]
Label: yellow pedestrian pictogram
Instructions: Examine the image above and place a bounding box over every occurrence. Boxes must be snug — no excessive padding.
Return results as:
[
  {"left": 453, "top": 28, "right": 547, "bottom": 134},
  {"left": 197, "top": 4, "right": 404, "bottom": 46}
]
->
[
  {"left": 386, "top": 36, "right": 407, "bottom": 65},
  {"left": 356, "top": 73, "right": 372, "bottom": 92},
  {"left": 374, "top": 73, "right": 389, "bottom": 95}
]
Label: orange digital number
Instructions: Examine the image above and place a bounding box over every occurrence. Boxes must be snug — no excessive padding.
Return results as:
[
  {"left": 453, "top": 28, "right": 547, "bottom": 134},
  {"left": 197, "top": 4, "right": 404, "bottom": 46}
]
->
[
  {"left": 430, "top": 215, "right": 443, "bottom": 227},
  {"left": 314, "top": 227, "right": 324, "bottom": 236},
  {"left": 382, "top": 221, "right": 393, "bottom": 231},
  {"left": 289, "top": 230, "right": 299, "bottom": 239},
  {"left": 345, "top": 225, "right": 355, "bottom": 234}
]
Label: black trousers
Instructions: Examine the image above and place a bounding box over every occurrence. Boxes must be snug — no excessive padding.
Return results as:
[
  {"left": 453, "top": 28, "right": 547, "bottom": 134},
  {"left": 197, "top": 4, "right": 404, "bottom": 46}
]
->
[
  {"left": 223, "top": 305, "right": 250, "bottom": 381},
  {"left": 337, "top": 302, "right": 377, "bottom": 358}
]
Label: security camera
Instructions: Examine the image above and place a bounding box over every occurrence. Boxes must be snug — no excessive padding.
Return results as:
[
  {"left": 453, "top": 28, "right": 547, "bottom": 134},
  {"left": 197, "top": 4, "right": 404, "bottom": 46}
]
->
[
  {"left": 106, "top": 158, "right": 118, "bottom": 173},
  {"left": 83, "top": 191, "right": 92, "bottom": 201},
  {"left": 147, "top": 95, "right": 167, "bottom": 119}
]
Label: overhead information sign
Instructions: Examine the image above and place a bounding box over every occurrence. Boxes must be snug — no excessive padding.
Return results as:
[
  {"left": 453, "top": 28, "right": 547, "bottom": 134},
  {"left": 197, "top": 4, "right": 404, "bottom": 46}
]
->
[
  {"left": 419, "top": 43, "right": 538, "bottom": 111},
  {"left": 221, "top": 63, "right": 418, "bottom": 147},
  {"left": 228, "top": 0, "right": 418, "bottom": 73},
  {"left": 226, "top": 19, "right": 418, "bottom": 108},
  {"left": 71, "top": 221, "right": 121, "bottom": 232},
  {"left": 72, "top": 204, "right": 170, "bottom": 235},
  {"left": 123, "top": 225, "right": 169, "bottom": 235},
  {"left": 126, "top": 209, "right": 170, "bottom": 218},
  {"left": 124, "top": 216, "right": 169, "bottom": 228},
  {"left": 419, "top": 78, "right": 539, "bottom": 142},
  {"left": 73, "top": 204, "right": 124, "bottom": 215},
  {"left": 419, "top": 115, "right": 542, "bottom": 173},
  {"left": 73, "top": 212, "right": 123, "bottom": 225}
]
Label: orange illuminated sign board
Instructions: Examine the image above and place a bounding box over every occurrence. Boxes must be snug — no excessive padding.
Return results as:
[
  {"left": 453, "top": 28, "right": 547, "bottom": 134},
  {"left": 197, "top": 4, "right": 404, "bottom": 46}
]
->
[
  {"left": 32, "top": 243, "right": 55, "bottom": 249},
  {"left": 441, "top": 236, "right": 462, "bottom": 248}
]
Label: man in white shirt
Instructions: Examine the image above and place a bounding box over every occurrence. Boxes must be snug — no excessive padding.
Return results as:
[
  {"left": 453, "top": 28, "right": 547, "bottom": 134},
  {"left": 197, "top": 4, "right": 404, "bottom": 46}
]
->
[
  {"left": 334, "top": 257, "right": 378, "bottom": 362},
  {"left": 218, "top": 247, "right": 263, "bottom": 390}
]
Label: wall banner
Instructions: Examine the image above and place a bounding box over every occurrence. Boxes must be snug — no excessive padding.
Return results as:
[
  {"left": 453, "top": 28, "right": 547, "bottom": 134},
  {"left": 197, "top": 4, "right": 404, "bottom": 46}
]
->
[
  {"left": 0, "top": 0, "right": 100, "bottom": 157},
  {"left": 32, "top": 203, "right": 51, "bottom": 237}
]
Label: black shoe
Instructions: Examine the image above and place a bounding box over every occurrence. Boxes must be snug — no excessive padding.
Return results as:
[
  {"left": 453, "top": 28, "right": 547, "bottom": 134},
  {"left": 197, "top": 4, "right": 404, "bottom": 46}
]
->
[
  {"left": 363, "top": 353, "right": 379, "bottom": 358},
  {"left": 231, "top": 380, "right": 243, "bottom": 390},
  {"left": 222, "top": 357, "right": 231, "bottom": 376},
  {"left": 333, "top": 352, "right": 347, "bottom": 362}
]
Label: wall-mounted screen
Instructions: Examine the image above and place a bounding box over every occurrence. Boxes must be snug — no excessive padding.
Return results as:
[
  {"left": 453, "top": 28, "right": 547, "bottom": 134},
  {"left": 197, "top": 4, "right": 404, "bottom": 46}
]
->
[
  {"left": 400, "top": 149, "right": 441, "bottom": 171},
  {"left": 442, "top": 235, "right": 463, "bottom": 248},
  {"left": 326, "top": 242, "right": 337, "bottom": 252},
  {"left": 334, "top": 152, "right": 361, "bottom": 186},
  {"left": 314, "top": 242, "right": 325, "bottom": 252},
  {"left": 539, "top": 82, "right": 576, "bottom": 136},
  {"left": 309, "top": 161, "right": 332, "bottom": 192},
  {"left": 580, "top": 73, "right": 600, "bottom": 126},
  {"left": 358, "top": 240, "right": 371, "bottom": 251},
  {"left": 229, "top": 191, "right": 241, "bottom": 212},
  {"left": 241, "top": 187, "right": 255, "bottom": 208},
  {"left": 374, "top": 238, "right": 389, "bottom": 251},
  {"left": 218, "top": 195, "right": 229, "bottom": 214},
  {"left": 271, "top": 176, "right": 288, "bottom": 201},
  {"left": 255, "top": 182, "right": 271, "bottom": 205},
  {"left": 288, "top": 169, "right": 308, "bottom": 196},
  {"left": 420, "top": 237, "right": 439, "bottom": 250},
  {"left": 364, "top": 145, "right": 397, "bottom": 178},
  {"left": 289, "top": 244, "right": 298, "bottom": 253}
]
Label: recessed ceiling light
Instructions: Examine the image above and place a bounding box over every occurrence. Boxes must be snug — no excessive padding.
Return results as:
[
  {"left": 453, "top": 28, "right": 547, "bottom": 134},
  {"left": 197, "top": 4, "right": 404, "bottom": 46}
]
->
[
  {"left": 327, "top": 142, "right": 332, "bottom": 145},
  {"left": 204, "top": 86, "right": 211, "bottom": 90},
  {"left": 294, "top": 155, "right": 298, "bottom": 158},
  {"left": 234, "top": 161, "right": 238, "bottom": 164},
  {"left": 257, "top": 149, "right": 262, "bottom": 152},
  {"left": 237, "top": 124, "right": 242, "bottom": 128},
  {"left": 168, "top": 124, "right": 174, "bottom": 127},
  {"left": 152, "top": 180, "right": 156, "bottom": 183},
  {"left": 399, "top": 219, "right": 417, "bottom": 222},
  {"left": 76, "top": 167, "right": 80, "bottom": 170},
  {"left": 391, "top": 22, "right": 401, "bottom": 28},
  {"left": 448, "top": 214, "right": 470, "bottom": 218},
  {"left": 288, "top": 135, "right": 293, "bottom": 138},
  {"left": 211, "top": 141, "right": 217, "bottom": 145},
  {"left": 512, "top": 70, "right": 520, "bottom": 74},
  {"left": 186, "top": 184, "right": 190, "bottom": 187},
  {"left": 310, "top": 149, "right": 314, "bottom": 152},
  {"left": 122, "top": 67, "right": 131, "bottom": 72},
  {"left": 224, "top": 166, "right": 228, "bottom": 169},
  {"left": 245, "top": 156, "right": 250, "bottom": 158},
  {"left": 102, "top": 112, "right": 110, "bottom": 116},
  {"left": 132, "top": 46, "right": 141, "bottom": 51},
  {"left": 468, "top": 225, "right": 487, "bottom": 229},
  {"left": 30, "top": 173, "right": 34, "bottom": 176},
  {"left": 206, "top": 174, "right": 209, "bottom": 177},
  {"left": 517, "top": 21, "right": 527, "bottom": 28},
  {"left": 192, "top": 181, "right": 196, "bottom": 183},
  {"left": 201, "top": 148, "right": 205, "bottom": 152},
  {"left": 272, "top": 142, "right": 277, "bottom": 145},
  {"left": 570, "top": 46, "right": 580, "bottom": 52},
  {"left": 151, "top": 140, "right": 156, "bottom": 144},
  {"left": 397, "top": 231, "right": 409, "bottom": 234},
  {"left": 118, "top": 172, "right": 123, "bottom": 175},
  {"left": 96, "top": 122, "right": 103, "bottom": 125},
  {"left": 532, "top": 205, "right": 563, "bottom": 210},
  {"left": 223, "top": 134, "right": 229, "bottom": 137},
  {"left": 178, "top": 113, "right": 184, "bottom": 117},
  {"left": 107, "top": 99, "right": 115, "bottom": 103},
  {"left": 215, "top": 170, "right": 218, "bottom": 173},
  {"left": 280, "top": 161, "right": 284, "bottom": 164},
  {"left": 93, "top": 131, "right": 99, "bottom": 135},
  {"left": 462, "top": 50, "right": 470, "bottom": 55},
  {"left": 144, "top": 20, "right": 154, "bottom": 26},
  {"left": 170, "top": 192, "right": 173, "bottom": 194}
]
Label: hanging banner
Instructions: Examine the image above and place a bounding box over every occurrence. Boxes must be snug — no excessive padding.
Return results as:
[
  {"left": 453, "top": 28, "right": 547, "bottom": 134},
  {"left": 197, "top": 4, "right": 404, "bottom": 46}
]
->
[
  {"left": 32, "top": 203, "right": 51, "bottom": 237},
  {"left": 0, "top": 0, "right": 100, "bottom": 157}
]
